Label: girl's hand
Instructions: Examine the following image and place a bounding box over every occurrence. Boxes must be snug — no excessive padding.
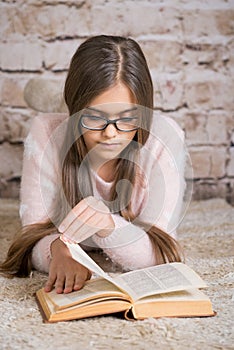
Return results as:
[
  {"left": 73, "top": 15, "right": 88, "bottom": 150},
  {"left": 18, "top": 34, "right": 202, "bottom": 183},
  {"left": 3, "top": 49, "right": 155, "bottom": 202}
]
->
[
  {"left": 58, "top": 196, "right": 115, "bottom": 243},
  {"left": 44, "top": 238, "right": 91, "bottom": 294}
]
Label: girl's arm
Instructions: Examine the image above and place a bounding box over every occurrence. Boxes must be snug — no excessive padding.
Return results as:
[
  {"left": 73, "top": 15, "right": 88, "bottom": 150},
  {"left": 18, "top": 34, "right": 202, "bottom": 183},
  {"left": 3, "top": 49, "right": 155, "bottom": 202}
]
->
[
  {"left": 58, "top": 197, "right": 157, "bottom": 270},
  {"left": 20, "top": 115, "right": 63, "bottom": 272},
  {"left": 21, "top": 115, "right": 91, "bottom": 293},
  {"left": 92, "top": 215, "right": 157, "bottom": 270}
]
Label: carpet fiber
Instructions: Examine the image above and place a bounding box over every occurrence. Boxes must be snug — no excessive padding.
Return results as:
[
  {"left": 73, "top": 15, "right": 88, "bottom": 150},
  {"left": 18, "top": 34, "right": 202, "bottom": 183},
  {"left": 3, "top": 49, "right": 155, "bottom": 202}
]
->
[{"left": 0, "top": 198, "right": 233, "bottom": 350}]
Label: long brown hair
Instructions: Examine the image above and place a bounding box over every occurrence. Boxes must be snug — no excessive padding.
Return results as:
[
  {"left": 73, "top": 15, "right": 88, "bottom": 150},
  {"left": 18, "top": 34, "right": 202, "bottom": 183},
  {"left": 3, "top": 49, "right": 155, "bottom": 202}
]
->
[{"left": 0, "top": 35, "right": 182, "bottom": 277}]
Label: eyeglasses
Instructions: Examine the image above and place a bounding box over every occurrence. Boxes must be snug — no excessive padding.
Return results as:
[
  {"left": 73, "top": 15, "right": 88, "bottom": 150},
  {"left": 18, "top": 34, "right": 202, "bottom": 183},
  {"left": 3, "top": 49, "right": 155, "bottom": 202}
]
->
[
  {"left": 80, "top": 108, "right": 139, "bottom": 132},
  {"left": 80, "top": 115, "right": 139, "bottom": 132}
]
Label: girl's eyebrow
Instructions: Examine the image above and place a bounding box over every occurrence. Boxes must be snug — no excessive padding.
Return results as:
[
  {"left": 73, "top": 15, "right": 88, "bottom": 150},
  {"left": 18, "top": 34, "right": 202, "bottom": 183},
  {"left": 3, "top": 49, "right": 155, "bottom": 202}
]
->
[{"left": 85, "top": 106, "right": 137, "bottom": 115}]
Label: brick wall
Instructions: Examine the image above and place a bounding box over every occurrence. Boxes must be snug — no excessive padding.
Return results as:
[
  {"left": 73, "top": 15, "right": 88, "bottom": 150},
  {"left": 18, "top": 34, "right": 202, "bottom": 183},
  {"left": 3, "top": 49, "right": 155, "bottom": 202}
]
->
[{"left": 0, "top": 0, "right": 233, "bottom": 203}]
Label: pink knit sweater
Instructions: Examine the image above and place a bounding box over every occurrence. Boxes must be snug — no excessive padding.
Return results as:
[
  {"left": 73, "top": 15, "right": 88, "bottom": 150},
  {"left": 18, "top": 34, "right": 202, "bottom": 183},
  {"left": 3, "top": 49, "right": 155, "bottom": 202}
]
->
[{"left": 20, "top": 113, "right": 186, "bottom": 273}]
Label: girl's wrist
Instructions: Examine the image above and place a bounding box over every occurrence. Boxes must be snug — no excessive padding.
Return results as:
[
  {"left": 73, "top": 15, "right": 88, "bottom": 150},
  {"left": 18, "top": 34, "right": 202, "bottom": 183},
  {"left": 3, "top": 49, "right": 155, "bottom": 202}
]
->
[{"left": 50, "top": 237, "right": 70, "bottom": 258}]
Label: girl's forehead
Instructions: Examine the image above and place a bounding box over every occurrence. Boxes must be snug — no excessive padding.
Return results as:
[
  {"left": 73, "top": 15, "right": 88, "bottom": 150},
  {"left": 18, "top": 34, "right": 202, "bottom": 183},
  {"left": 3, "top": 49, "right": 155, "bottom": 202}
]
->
[
  {"left": 87, "top": 82, "right": 136, "bottom": 108},
  {"left": 86, "top": 103, "right": 138, "bottom": 115}
]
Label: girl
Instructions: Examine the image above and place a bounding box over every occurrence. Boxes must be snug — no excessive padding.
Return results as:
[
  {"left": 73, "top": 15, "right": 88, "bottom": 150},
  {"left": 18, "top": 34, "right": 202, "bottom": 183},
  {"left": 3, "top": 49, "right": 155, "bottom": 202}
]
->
[{"left": 0, "top": 35, "right": 186, "bottom": 294}]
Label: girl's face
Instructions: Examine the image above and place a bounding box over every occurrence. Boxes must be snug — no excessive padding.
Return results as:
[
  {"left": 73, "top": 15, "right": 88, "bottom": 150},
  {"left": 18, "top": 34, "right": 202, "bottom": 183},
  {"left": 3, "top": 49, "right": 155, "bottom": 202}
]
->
[{"left": 81, "top": 83, "right": 138, "bottom": 164}]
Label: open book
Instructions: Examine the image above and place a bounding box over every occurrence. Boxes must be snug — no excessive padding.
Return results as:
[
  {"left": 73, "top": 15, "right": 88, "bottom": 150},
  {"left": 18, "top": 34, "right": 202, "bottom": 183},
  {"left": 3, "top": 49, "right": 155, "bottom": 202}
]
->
[{"left": 36, "top": 241, "right": 215, "bottom": 323}]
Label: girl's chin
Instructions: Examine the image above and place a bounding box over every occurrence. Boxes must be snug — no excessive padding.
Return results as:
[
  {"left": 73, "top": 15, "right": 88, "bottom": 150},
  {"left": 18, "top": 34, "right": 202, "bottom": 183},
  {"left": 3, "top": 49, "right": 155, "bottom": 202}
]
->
[
  {"left": 88, "top": 149, "right": 123, "bottom": 163},
  {"left": 90, "top": 144, "right": 125, "bottom": 156}
]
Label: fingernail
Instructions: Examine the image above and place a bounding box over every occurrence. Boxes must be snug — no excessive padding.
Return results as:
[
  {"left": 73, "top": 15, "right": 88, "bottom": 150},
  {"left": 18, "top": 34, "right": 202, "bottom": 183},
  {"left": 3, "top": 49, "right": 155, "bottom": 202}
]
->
[
  {"left": 44, "top": 286, "right": 50, "bottom": 293},
  {"left": 58, "top": 225, "right": 65, "bottom": 233}
]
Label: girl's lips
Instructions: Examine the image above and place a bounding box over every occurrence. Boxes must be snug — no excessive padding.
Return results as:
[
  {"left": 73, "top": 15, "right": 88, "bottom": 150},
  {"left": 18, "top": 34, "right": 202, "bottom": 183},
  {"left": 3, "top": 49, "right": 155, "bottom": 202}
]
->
[{"left": 98, "top": 142, "right": 121, "bottom": 149}]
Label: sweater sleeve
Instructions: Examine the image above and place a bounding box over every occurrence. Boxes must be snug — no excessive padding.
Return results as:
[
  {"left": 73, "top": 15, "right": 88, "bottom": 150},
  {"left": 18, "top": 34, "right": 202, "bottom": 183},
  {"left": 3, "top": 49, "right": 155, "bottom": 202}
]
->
[
  {"left": 20, "top": 115, "right": 63, "bottom": 273},
  {"left": 31, "top": 233, "right": 60, "bottom": 273},
  {"left": 92, "top": 214, "right": 157, "bottom": 270}
]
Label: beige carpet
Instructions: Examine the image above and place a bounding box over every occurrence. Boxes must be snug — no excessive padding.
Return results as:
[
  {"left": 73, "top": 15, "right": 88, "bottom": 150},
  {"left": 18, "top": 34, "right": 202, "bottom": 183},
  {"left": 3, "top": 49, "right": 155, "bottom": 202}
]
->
[{"left": 0, "top": 198, "right": 233, "bottom": 350}]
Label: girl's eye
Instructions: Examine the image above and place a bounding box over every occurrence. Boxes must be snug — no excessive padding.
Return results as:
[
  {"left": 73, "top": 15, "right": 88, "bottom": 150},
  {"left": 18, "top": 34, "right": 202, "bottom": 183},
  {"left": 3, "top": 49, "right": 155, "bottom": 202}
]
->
[
  {"left": 121, "top": 117, "right": 137, "bottom": 121},
  {"left": 81, "top": 115, "right": 106, "bottom": 129},
  {"left": 87, "top": 115, "right": 102, "bottom": 120},
  {"left": 119, "top": 117, "right": 138, "bottom": 125}
]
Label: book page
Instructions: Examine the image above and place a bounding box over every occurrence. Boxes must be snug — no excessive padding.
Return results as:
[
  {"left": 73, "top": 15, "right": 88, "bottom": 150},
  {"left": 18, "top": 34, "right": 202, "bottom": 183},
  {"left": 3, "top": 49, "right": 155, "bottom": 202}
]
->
[
  {"left": 46, "top": 278, "right": 129, "bottom": 310},
  {"left": 63, "top": 241, "right": 114, "bottom": 280},
  {"left": 136, "top": 288, "right": 210, "bottom": 303},
  {"left": 113, "top": 263, "right": 207, "bottom": 301},
  {"left": 64, "top": 240, "right": 207, "bottom": 302},
  {"left": 62, "top": 240, "right": 128, "bottom": 292}
]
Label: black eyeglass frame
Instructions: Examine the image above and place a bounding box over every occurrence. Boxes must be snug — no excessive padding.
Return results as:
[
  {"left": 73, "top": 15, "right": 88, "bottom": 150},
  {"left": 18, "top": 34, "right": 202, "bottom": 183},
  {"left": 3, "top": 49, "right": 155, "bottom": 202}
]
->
[{"left": 80, "top": 115, "right": 139, "bottom": 132}]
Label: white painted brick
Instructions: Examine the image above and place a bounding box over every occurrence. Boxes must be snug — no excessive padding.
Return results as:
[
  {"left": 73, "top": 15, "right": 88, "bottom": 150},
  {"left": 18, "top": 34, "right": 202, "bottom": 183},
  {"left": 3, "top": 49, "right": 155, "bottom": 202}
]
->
[
  {"left": 189, "top": 146, "right": 226, "bottom": 178},
  {"left": 152, "top": 71, "right": 184, "bottom": 110},
  {"left": 182, "top": 42, "right": 230, "bottom": 71},
  {"left": 185, "top": 113, "right": 208, "bottom": 146},
  {"left": 139, "top": 39, "right": 183, "bottom": 72},
  {"left": 227, "top": 148, "right": 234, "bottom": 176},
  {"left": 0, "top": 142, "right": 24, "bottom": 178},
  {"left": 0, "top": 3, "right": 90, "bottom": 38},
  {"left": 206, "top": 111, "right": 227, "bottom": 145},
  {"left": 182, "top": 8, "right": 234, "bottom": 39},
  {"left": 185, "top": 111, "right": 228, "bottom": 146},
  {"left": 72, "top": 3, "right": 182, "bottom": 38},
  {"left": 1, "top": 76, "right": 27, "bottom": 107},
  {"left": 184, "top": 71, "right": 234, "bottom": 110},
  {"left": 0, "top": 108, "right": 34, "bottom": 143},
  {"left": 43, "top": 40, "right": 82, "bottom": 71},
  {"left": 0, "top": 42, "right": 43, "bottom": 71}
]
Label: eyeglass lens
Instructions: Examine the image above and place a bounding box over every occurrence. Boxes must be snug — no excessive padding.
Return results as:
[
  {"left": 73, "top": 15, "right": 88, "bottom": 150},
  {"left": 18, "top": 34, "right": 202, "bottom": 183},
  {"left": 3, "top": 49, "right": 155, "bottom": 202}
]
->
[{"left": 80, "top": 107, "right": 139, "bottom": 131}]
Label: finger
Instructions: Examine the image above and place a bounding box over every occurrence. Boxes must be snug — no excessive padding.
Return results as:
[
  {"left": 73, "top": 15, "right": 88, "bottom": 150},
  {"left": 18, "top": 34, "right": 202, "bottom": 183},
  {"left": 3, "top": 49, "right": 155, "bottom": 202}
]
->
[
  {"left": 63, "top": 275, "right": 75, "bottom": 294},
  {"left": 58, "top": 198, "right": 90, "bottom": 233},
  {"left": 59, "top": 197, "right": 109, "bottom": 234},
  {"left": 54, "top": 275, "right": 66, "bottom": 294},
  {"left": 76, "top": 214, "right": 107, "bottom": 238},
  {"left": 63, "top": 208, "right": 97, "bottom": 240},
  {"left": 63, "top": 207, "right": 108, "bottom": 242},
  {"left": 73, "top": 274, "right": 86, "bottom": 291},
  {"left": 44, "top": 274, "right": 56, "bottom": 293},
  {"left": 58, "top": 206, "right": 87, "bottom": 233},
  {"left": 68, "top": 222, "right": 99, "bottom": 243}
]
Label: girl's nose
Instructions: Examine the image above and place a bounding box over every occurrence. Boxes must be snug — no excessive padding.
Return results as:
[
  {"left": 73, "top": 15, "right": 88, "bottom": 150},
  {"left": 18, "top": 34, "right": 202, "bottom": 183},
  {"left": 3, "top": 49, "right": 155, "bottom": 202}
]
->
[{"left": 102, "top": 123, "right": 118, "bottom": 138}]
